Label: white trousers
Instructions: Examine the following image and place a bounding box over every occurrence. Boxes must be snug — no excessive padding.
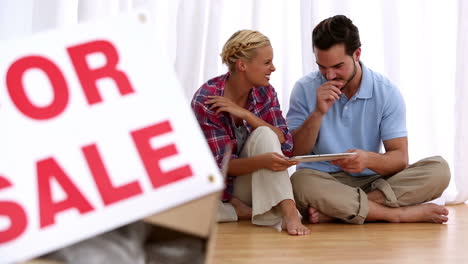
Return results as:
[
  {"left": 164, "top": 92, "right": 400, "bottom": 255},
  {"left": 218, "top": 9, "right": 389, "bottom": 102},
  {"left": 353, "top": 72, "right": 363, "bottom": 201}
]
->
[{"left": 217, "top": 126, "right": 295, "bottom": 226}]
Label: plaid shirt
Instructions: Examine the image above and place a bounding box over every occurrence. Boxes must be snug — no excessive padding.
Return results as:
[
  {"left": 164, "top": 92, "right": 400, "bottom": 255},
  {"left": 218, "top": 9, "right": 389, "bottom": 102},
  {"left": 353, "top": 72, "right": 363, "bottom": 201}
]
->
[{"left": 191, "top": 73, "right": 293, "bottom": 201}]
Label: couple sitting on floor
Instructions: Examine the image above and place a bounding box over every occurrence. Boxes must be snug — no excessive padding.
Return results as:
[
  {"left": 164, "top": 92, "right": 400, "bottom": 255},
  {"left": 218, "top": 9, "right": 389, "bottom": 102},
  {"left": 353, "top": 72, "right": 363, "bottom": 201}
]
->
[{"left": 190, "top": 15, "right": 450, "bottom": 236}]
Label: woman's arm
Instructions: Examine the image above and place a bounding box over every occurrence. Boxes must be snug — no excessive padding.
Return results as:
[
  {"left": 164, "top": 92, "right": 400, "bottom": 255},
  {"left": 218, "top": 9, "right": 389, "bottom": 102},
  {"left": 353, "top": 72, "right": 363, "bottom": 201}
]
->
[
  {"left": 205, "top": 95, "right": 285, "bottom": 143},
  {"left": 228, "top": 153, "right": 296, "bottom": 176}
]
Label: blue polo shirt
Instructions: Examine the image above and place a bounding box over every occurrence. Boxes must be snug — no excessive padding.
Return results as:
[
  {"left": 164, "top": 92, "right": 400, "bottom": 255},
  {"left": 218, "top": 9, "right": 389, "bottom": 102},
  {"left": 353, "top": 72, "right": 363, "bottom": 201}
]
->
[{"left": 286, "top": 62, "right": 407, "bottom": 176}]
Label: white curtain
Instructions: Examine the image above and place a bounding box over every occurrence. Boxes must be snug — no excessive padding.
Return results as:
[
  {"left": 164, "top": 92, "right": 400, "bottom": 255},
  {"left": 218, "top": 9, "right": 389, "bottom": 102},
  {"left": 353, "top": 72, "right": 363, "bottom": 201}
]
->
[
  {"left": 0, "top": 0, "right": 466, "bottom": 204},
  {"left": 453, "top": 0, "right": 468, "bottom": 204}
]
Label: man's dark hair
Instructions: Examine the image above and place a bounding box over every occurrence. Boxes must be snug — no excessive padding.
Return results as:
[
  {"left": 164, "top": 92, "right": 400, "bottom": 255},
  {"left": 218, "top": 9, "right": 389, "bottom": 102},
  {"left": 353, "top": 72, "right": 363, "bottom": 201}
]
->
[{"left": 312, "top": 15, "right": 361, "bottom": 56}]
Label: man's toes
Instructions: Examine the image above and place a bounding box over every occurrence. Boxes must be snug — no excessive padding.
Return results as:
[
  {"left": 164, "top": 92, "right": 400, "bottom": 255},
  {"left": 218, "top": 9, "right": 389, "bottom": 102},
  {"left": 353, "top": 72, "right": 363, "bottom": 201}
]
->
[
  {"left": 309, "top": 214, "right": 319, "bottom": 224},
  {"left": 442, "top": 208, "right": 449, "bottom": 215},
  {"left": 438, "top": 215, "right": 449, "bottom": 223},
  {"left": 432, "top": 205, "right": 448, "bottom": 215}
]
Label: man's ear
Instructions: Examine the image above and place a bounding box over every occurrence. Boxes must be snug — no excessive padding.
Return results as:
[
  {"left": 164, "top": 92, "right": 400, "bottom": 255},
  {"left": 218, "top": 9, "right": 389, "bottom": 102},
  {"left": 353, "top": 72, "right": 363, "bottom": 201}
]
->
[{"left": 353, "top": 48, "right": 362, "bottom": 62}]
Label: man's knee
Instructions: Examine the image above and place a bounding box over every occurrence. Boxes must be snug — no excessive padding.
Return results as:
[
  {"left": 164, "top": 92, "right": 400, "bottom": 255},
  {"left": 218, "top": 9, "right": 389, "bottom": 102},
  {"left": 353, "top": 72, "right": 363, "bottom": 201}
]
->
[
  {"left": 291, "top": 170, "right": 330, "bottom": 209},
  {"left": 410, "top": 156, "right": 451, "bottom": 198},
  {"left": 424, "top": 156, "right": 451, "bottom": 190},
  {"left": 291, "top": 170, "right": 320, "bottom": 197},
  {"left": 291, "top": 170, "right": 367, "bottom": 224},
  {"left": 291, "top": 170, "right": 318, "bottom": 213},
  {"left": 291, "top": 171, "right": 308, "bottom": 202}
]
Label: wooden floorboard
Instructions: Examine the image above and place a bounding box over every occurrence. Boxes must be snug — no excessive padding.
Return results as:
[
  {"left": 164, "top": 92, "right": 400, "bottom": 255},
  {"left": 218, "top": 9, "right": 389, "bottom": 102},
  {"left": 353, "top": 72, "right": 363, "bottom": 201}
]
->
[{"left": 212, "top": 203, "right": 468, "bottom": 264}]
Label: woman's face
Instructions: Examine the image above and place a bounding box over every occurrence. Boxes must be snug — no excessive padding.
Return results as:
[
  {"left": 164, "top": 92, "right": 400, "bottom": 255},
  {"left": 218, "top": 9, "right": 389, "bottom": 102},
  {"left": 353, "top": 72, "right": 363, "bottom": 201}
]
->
[{"left": 244, "top": 45, "right": 276, "bottom": 87}]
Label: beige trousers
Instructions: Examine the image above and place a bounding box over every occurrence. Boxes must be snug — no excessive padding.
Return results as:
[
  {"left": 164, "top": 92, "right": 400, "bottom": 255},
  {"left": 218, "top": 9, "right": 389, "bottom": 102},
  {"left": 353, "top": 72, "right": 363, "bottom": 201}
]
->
[
  {"left": 291, "top": 156, "right": 451, "bottom": 224},
  {"left": 217, "top": 126, "right": 295, "bottom": 226}
]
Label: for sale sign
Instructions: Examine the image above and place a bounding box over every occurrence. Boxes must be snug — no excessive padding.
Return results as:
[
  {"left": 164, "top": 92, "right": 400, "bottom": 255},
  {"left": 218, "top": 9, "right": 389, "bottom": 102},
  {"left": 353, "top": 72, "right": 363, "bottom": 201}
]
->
[{"left": 0, "top": 12, "right": 223, "bottom": 263}]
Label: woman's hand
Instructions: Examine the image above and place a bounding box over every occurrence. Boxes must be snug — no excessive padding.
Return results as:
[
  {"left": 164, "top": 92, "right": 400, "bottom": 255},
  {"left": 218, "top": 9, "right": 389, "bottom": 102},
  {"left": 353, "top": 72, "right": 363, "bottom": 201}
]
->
[
  {"left": 258, "top": 152, "right": 298, "bottom": 171},
  {"left": 205, "top": 96, "right": 250, "bottom": 118}
]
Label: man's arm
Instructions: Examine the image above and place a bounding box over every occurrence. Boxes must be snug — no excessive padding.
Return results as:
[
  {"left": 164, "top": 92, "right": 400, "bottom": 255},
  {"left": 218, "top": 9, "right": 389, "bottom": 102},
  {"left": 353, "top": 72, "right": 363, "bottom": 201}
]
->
[
  {"left": 366, "top": 137, "right": 409, "bottom": 176},
  {"left": 290, "top": 80, "right": 343, "bottom": 156},
  {"left": 332, "top": 137, "right": 409, "bottom": 176},
  {"left": 291, "top": 110, "right": 324, "bottom": 156}
]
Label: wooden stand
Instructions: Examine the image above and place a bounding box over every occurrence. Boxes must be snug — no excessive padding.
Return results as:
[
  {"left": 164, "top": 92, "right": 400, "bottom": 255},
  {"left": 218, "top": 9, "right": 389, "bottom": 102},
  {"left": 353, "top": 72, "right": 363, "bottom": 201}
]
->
[{"left": 24, "top": 192, "right": 220, "bottom": 264}]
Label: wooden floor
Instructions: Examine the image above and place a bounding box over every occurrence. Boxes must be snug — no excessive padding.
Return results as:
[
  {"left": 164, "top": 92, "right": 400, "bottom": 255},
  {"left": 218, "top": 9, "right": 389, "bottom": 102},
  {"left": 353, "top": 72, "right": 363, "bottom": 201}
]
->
[{"left": 212, "top": 203, "right": 468, "bottom": 264}]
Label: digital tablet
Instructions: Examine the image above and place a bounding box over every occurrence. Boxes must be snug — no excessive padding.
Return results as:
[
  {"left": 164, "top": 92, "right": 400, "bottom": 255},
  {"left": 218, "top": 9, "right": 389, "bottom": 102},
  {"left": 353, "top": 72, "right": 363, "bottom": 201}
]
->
[{"left": 288, "top": 153, "right": 357, "bottom": 163}]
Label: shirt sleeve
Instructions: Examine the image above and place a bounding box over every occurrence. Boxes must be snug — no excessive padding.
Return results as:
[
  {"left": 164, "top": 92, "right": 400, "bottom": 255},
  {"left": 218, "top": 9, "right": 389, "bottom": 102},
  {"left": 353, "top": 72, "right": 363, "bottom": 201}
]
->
[
  {"left": 191, "top": 95, "right": 237, "bottom": 168},
  {"left": 286, "top": 81, "right": 315, "bottom": 131},
  {"left": 260, "top": 87, "right": 293, "bottom": 156},
  {"left": 380, "top": 86, "right": 408, "bottom": 141}
]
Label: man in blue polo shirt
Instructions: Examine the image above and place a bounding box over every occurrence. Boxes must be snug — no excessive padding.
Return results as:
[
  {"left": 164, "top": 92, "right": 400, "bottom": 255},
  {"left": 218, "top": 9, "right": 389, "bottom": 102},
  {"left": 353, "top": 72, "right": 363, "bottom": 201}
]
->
[{"left": 287, "top": 15, "right": 451, "bottom": 225}]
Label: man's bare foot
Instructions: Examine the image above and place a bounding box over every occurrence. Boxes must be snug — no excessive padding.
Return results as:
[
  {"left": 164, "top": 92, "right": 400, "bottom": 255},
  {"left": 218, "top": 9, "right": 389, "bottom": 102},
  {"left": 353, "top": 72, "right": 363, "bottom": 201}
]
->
[
  {"left": 279, "top": 199, "right": 311, "bottom": 236},
  {"left": 230, "top": 196, "right": 252, "bottom": 220},
  {"left": 396, "top": 203, "right": 449, "bottom": 223},
  {"left": 308, "top": 207, "right": 336, "bottom": 224},
  {"left": 367, "top": 189, "right": 386, "bottom": 204}
]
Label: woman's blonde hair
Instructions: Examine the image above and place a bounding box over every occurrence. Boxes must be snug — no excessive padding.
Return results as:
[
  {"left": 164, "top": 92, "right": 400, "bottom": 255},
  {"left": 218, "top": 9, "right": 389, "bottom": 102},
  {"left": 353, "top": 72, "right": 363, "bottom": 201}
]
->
[{"left": 221, "top": 30, "right": 271, "bottom": 72}]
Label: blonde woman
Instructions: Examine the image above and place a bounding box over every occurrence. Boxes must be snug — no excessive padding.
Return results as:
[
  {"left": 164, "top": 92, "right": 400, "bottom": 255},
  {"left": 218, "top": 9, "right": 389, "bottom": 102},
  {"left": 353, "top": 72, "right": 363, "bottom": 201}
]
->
[{"left": 191, "top": 30, "right": 310, "bottom": 235}]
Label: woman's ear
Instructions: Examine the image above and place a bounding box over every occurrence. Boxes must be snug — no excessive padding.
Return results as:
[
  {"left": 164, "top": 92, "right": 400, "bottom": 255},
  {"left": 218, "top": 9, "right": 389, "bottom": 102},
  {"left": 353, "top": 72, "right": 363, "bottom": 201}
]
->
[{"left": 236, "top": 59, "right": 247, "bottom": 72}]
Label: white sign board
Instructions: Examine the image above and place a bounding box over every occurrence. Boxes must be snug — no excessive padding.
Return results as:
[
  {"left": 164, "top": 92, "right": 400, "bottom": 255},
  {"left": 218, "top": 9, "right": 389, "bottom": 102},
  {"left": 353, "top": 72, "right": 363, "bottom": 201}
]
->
[{"left": 0, "top": 12, "right": 223, "bottom": 263}]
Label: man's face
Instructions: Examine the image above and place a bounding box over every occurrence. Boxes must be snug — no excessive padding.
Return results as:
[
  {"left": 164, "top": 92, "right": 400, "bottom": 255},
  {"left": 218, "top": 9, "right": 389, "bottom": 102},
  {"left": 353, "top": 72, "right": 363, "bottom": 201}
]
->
[{"left": 314, "top": 44, "right": 358, "bottom": 89}]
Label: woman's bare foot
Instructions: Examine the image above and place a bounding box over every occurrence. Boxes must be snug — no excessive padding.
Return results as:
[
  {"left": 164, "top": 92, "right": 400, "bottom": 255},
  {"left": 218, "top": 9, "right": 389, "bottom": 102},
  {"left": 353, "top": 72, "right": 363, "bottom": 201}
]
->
[
  {"left": 396, "top": 203, "right": 449, "bottom": 223},
  {"left": 281, "top": 216, "right": 311, "bottom": 236},
  {"left": 308, "top": 207, "right": 336, "bottom": 224},
  {"left": 230, "top": 196, "right": 252, "bottom": 220},
  {"left": 279, "top": 200, "right": 311, "bottom": 236}
]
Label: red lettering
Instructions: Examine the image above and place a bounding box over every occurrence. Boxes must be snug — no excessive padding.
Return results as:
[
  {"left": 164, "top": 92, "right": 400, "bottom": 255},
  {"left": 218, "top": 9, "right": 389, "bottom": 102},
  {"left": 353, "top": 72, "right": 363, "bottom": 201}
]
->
[
  {"left": 0, "top": 176, "right": 12, "bottom": 189},
  {"left": 67, "top": 40, "right": 134, "bottom": 105},
  {"left": 6, "top": 56, "right": 69, "bottom": 120},
  {"left": 82, "top": 144, "right": 143, "bottom": 206},
  {"left": 37, "top": 158, "right": 94, "bottom": 228},
  {"left": 131, "top": 121, "right": 193, "bottom": 188},
  {"left": 0, "top": 176, "right": 27, "bottom": 244}
]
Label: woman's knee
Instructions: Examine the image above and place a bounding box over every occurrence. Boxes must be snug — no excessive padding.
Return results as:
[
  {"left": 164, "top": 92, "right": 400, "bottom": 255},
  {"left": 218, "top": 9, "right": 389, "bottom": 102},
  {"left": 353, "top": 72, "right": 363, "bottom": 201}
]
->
[
  {"left": 251, "top": 126, "right": 277, "bottom": 141},
  {"left": 244, "top": 126, "right": 281, "bottom": 155}
]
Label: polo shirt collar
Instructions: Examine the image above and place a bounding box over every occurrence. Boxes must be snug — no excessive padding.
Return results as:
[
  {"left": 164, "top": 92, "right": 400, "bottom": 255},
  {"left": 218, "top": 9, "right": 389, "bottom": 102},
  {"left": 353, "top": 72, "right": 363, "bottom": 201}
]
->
[{"left": 355, "top": 62, "right": 373, "bottom": 99}]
